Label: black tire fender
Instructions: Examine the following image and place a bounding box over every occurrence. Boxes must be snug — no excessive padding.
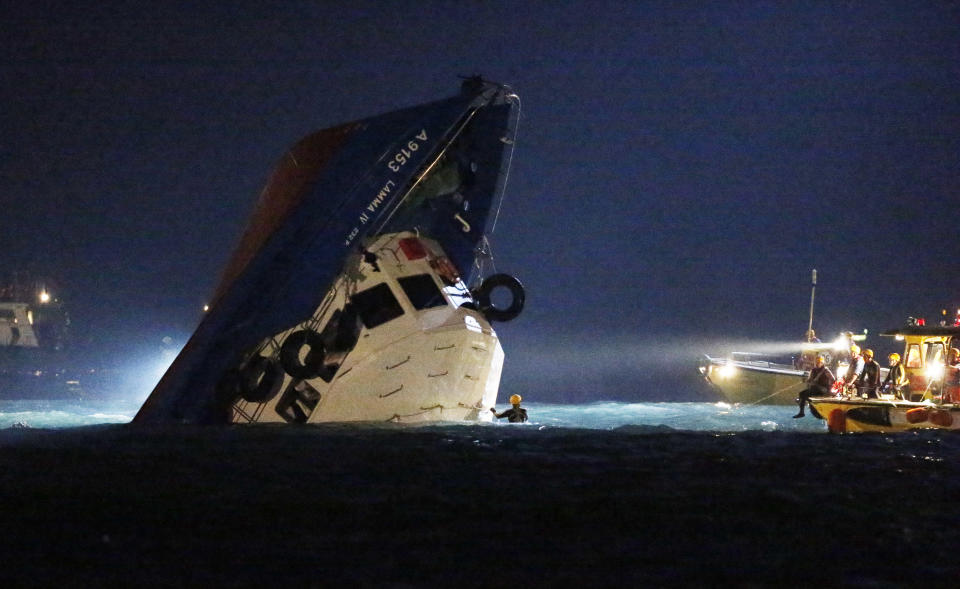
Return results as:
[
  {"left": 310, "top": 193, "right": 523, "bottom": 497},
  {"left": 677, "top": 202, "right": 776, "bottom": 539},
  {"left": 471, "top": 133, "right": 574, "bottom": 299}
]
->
[
  {"left": 239, "top": 356, "right": 284, "bottom": 403},
  {"left": 473, "top": 273, "right": 525, "bottom": 322},
  {"left": 280, "top": 329, "right": 334, "bottom": 381}
]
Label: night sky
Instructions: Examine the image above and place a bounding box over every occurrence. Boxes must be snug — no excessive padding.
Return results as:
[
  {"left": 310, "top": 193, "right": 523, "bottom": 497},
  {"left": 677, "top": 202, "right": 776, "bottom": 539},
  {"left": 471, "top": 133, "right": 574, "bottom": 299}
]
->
[{"left": 3, "top": 2, "right": 959, "bottom": 401}]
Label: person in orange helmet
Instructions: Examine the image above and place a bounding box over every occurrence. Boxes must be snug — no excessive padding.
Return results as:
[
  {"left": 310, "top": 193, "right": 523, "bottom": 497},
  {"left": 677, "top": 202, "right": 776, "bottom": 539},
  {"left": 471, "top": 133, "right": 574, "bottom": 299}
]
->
[
  {"left": 851, "top": 349, "right": 881, "bottom": 399},
  {"left": 490, "top": 394, "right": 528, "bottom": 423}
]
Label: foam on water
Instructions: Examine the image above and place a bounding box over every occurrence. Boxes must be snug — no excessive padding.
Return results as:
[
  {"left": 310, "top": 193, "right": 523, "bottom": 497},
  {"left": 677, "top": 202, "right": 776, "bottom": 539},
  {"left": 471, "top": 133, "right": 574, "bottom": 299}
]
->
[
  {"left": 0, "top": 399, "right": 140, "bottom": 429},
  {"left": 0, "top": 399, "right": 828, "bottom": 432},
  {"left": 528, "top": 401, "right": 826, "bottom": 432}
]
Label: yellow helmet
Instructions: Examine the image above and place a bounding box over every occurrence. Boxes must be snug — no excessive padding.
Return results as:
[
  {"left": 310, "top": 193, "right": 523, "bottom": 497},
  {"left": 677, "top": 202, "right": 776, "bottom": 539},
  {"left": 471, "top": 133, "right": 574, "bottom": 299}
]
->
[
  {"left": 862, "top": 349, "right": 874, "bottom": 359},
  {"left": 850, "top": 344, "right": 860, "bottom": 355},
  {"left": 509, "top": 394, "right": 522, "bottom": 405},
  {"left": 888, "top": 353, "right": 900, "bottom": 362}
]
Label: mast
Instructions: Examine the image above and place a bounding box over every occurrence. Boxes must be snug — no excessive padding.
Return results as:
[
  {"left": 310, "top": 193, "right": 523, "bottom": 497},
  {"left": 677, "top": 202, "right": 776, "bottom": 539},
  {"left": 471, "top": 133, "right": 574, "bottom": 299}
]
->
[{"left": 807, "top": 269, "right": 817, "bottom": 337}]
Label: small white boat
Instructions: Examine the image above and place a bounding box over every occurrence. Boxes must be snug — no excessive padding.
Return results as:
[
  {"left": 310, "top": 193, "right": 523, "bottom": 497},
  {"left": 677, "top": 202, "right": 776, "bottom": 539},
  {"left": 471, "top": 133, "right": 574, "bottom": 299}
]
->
[{"left": 0, "top": 282, "right": 84, "bottom": 399}]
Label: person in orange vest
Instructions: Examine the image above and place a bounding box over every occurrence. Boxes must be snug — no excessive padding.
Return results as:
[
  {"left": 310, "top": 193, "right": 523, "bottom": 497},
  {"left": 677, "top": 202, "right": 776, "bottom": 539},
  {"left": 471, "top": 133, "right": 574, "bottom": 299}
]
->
[{"left": 943, "top": 348, "right": 960, "bottom": 403}]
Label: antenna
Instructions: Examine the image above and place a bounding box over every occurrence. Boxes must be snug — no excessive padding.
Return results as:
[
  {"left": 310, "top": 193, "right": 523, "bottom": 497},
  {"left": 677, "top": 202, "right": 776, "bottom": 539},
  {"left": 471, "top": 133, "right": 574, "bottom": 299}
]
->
[{"left": 807, "top": 269, "right": 817, "bottom": 337}]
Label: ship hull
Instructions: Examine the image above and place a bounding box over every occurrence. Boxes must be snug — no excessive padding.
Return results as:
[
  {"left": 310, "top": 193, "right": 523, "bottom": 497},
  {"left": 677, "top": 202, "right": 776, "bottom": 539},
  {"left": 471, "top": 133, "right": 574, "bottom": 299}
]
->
[
  {"left": 699, "top": 357, "right": 806, "bottom": 405},
  {"left": 135, "top": 80, "right": 520, "bottom": 425}
]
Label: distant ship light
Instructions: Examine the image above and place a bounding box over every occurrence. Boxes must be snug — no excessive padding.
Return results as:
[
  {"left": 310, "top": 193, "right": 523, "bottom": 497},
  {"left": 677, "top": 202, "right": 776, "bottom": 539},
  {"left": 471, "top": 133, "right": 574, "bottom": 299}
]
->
[{"left": 39, "top": 291, "right": 50, "bottom": 304}]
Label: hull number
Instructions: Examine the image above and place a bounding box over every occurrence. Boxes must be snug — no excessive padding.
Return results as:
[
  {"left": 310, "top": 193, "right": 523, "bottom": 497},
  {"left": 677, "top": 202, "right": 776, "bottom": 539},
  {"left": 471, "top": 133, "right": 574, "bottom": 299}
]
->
[{"left": 387, "top": 130, "right": 428, "bottom": 172}]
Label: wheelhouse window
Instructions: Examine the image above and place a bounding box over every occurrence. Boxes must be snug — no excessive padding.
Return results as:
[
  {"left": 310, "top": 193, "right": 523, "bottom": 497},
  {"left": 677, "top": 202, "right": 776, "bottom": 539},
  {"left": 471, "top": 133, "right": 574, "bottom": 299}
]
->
[
  {"left": 351, "top": 283, "right": 404, "bottom": 329},
  {"left": 925, "top": 341, "right": 945, "bottom": 367},
  {"left": 905, "top": 344, "right": 922, "bottom": 369},
  {"left": 398, "top": 274, "right": 447, "bottom": 310}
]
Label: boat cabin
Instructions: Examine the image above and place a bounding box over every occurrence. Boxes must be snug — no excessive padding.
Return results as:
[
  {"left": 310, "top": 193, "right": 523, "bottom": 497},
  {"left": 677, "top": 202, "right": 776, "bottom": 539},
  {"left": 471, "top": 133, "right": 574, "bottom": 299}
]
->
[{"left": 881, "top": 325, "right": 960, "bottom": 402}]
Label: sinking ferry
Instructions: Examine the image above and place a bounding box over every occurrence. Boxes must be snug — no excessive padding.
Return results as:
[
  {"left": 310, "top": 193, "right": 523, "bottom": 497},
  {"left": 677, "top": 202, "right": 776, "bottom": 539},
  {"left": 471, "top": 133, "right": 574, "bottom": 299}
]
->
[
  {"left": 135, "top": 78, "right": 524, "bottom": 424},
  {"left": 809, "top": 323, "right": 960, "bottom": 433}
]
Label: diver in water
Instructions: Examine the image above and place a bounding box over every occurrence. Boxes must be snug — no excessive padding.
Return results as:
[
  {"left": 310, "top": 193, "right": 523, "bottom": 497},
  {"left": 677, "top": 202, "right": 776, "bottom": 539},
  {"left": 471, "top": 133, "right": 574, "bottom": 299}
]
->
[
  {"left": 794, "top": 355, "right": 835, "bottom": 418},
  {"left": 490, "top": 394, "right": 528, "bottom": 423}
]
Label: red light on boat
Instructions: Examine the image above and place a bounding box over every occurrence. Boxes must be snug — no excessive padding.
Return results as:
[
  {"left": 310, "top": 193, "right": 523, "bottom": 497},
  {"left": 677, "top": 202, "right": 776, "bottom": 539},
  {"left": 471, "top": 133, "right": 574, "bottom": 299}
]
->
[
  {"left": 399, "top": 237, "right": 427, "bottom": 260},
  {"left": 917, "top": 318, "right": 925, "bottom": 326}
]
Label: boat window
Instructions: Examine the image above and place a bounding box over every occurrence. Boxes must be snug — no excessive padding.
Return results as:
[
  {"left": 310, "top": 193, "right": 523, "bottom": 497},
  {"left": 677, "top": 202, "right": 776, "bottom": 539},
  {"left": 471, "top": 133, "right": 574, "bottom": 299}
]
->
[
  {"left": 398, "top": 274, "right": 447, "bottom": 310},
  {"left": 351, "top": 283, "right": 404, "bottom": 329},
  {"left": 925, "top": 341, "right": 945, "bottom": 367},
  {"left": 905, "top": 344, "right": 922, "bottom": 368},
  {"left": 275, "top": 380, "right": 321, "bottom": 423}
]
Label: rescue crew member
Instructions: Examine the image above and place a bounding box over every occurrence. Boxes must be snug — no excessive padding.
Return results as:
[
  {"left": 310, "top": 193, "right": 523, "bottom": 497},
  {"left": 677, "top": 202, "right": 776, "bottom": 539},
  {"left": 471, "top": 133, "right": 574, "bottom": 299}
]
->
[
  {"left": 851, "top": 348, "right": 881, "bottom": 398},
  {"left": 491, "top": 394, "right": 528, "bottom": 423},
  {"left": 842, "top": 344, "right": 863, "bottom": 394},
  {"left": 943, "top": 348, "right": 960, "bottom": 403},
  {"left": 794, "top": 355, "right": 835, "bottom": 418},
  {"left": 880, "top": 352, "right": 908, "bottom": 400}
]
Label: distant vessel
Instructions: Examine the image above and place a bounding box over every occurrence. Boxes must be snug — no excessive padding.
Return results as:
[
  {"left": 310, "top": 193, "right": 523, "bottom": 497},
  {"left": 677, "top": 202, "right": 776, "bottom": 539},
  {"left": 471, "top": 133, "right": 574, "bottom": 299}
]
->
[
  {"left": 809, "top": 324, "right": 960, "bottom": 433},
  {"left": 0, "top": 279, "right": 83, "bottom": 399},
  {"left": 135, "top": 78, "right": 524, "bottom": 424}
]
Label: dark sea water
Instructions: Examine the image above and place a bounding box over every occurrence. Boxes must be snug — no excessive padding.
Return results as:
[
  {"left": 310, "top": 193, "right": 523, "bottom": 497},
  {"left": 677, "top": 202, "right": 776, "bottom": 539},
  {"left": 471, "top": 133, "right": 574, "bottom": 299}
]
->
[{"left": 1, "top": 401, "right": 958, "bottom": 587}]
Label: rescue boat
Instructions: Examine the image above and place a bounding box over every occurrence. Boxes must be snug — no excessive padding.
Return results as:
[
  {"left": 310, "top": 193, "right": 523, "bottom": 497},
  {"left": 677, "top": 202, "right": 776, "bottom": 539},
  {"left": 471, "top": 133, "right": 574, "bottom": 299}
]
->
[
  {"left": 808, "top": 324, "right": 960, "bottom": 433},
  {"left": 698, "top": 332, "right": 865, "bottom": 405},
  {"left": 698, "top": 354, "right": 807, "bottom": 405}
]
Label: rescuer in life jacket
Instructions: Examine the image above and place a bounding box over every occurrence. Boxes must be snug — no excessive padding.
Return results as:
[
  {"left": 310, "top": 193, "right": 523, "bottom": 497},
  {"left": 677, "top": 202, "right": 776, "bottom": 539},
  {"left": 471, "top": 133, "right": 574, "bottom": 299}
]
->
[
  {"left": 794, "top": 355, "right": 835, "bottom": 418},
  {"left": 491, "top": 394, "right": 528, "bottom": 423},
  {"left": 851, "top": 348, "right": 881, "bottom": 398},
  {"left": 880, "top": 353, "right": 908, "bottom": 400},
  {"left": 840, "top": 344, "right": 863, "bottom": 393}
]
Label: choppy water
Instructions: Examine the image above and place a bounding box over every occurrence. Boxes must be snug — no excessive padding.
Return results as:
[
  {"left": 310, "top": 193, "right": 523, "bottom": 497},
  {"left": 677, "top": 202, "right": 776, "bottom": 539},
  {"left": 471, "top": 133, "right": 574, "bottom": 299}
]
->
[
  {"left": 0, "top": 399, "right": 827, "bottom": 432},
  {"left": 2, "top": 398, "right": 958, "bottom": 586}
]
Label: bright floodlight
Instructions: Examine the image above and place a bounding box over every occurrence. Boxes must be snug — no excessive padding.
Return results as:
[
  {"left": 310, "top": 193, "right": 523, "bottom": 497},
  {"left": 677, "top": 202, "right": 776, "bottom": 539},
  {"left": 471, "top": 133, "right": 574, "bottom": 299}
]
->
[
  {"left": 718, "top": 363, "right": 738, "bottom": 378},
  {"left": 39, "top": 291, "right": 50, "bottom": 304},
  {"left": 925, "top": 362, "right": 944, "bottom": 381}
]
